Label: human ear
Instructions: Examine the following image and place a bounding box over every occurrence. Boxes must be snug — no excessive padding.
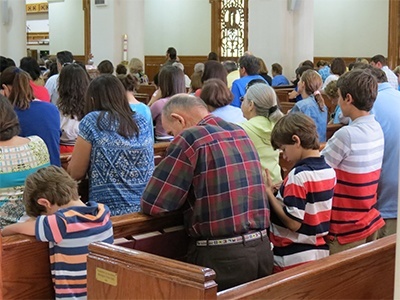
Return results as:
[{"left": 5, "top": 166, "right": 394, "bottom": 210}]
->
[
  {"left": 170, "top": 113, "right": 186, "bottom": 127},
  {"left": 37, "top": 198, "right": 52, "bottom": 210},
  {"left": 292, "top": 135, "right": 301, "bottom": 146}
]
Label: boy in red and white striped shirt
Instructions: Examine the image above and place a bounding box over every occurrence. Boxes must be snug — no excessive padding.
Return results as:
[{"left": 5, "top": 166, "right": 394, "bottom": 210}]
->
[
  {"left": 321, "top": 69, "right": 384, "bottom": 254},
  {"left": 265, "top": 112, "right": 336, "bottom": 272}
]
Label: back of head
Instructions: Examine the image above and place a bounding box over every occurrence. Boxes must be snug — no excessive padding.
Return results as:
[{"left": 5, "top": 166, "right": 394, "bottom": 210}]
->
[
  {"left": 0, "top": 66, "right": 34, "bottom": 109},
  {"left": 207, "top": 51, "right": 219, "bottom": 61},
  {"left": 222, "top": 61, "right": 237, "bottom": 74},
  {"left": 201, "top": 60, "right": 228, "bottom": 84},
  {"left": 296, "top": 65, "right": 313, "bottom": 78},
  {"left": 200, "top": 78, "right": 233, "bottom": 108},
  {"left": 116, "top": 64, "right": 128, "bottom": 75},
  {"left": 0, "top": 56, "right": 8, "bottom": 73},
  {"left": 194, "top": 63, "right": 205, "bottom": 73},
  {"left": 172, "top": 62, "right": 185, "bottom": 72},
  {"left": 258, "top": 58, "right": 268, "bottom": 74},
  {"left": 271, "top": 112, "right": 320, "bottom": 150},
  {"left": 301, "top": 69, "right": 323, "bottom": 94},
  {"left": 85, "top": 74, "right": 138, "bottom": 138},
  {"left": 239, "top": 55, "right": 260, "bottom": 75},
  {"left": 302, "top": 60, "right": 315, "bottom": 69},
  {"left": 0, "top": 94, "right": 20, "bottom": 141},
  {"left": 58, "top": 63, "right": 90, "bottom": 120},
  {"left": 337, "top": 69, "right": 377, "bottom": 112},
  {"left": 271, "top": 63, "right": 283, "bottom": 75},
  {"left": 128, "top": 58, "right": 144, "bottom": 74},
  {"left": 167, "top": 47, "right": 177, "bottom": 60},
  {"left": 370, "top": 54, "right": 387, "bottom": 66},
  {"left": 117, "top": 73, "right": 139, "bottom": 92},
  {"left": 324, "top": 80, "right": 339, "bottom": 99},
  {"left": 352, "top": 63, "right": 388, "bottom": 83},
  {"left": 97, "top": 60, "right": 114, "bottom": 75},
  {"left": 316, "top": 60, "right": 328, "bottom": 68},
  {"left": 19, "top": 56, "right": 41, "bottom": 81},
  {"left": 159, "top": 65, "right": 186, "bottom": 98},
  {"left": 330, "top": 58, "right": 346, "bottom": 76},
  {"left": 56, "top": 50, "right": 74, "bottom": 66},
  {"left": 245, "top": 83, "right": 284, "bottom": 122},
  {"left": 356, "top": 58, "right": 369, "bottom": 64},
  {"left": 162, "top": 94, "right": 208, "bottom": 121},
  {"left": 23, "top": 166, "right": 79, "bottom": 217}
]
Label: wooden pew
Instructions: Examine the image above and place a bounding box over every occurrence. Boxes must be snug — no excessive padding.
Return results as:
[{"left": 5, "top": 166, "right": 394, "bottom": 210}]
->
[
  {"left": 0, "top": 212, "right": 183, "bottom": 300},
  {"left": 134, "top": 92, "right": 150, "bottom": 105},
  {"left": 137, "top": 83, "right": 157, "bottom": 101},
  {"left": 274, "top": 88, "right": 295, "bottom": 104},
  {"left": 86, "top": 228, "right": 395, "bottom": 299},
  {"left": 278, "top": 101, "right": 295, "bottom": 114}
]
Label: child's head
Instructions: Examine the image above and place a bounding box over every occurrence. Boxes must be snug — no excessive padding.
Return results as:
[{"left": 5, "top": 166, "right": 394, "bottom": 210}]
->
[
  {"left": 299, "top": 69, "right": 322, "bottom": 95},
  {"left": 271, "top": 112, "right": 320, "bottom": 151},
  {"left": 23, "top": 166, "right": 79, "bottom": 217},
  {"left": 337, "top": 69, "right": 377, "bottom": 112}
]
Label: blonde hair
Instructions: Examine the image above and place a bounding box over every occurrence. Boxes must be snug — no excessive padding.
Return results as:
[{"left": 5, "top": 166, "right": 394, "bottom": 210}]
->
[{"left": 128, "top": 58, "right": 144, "bottom": 74}]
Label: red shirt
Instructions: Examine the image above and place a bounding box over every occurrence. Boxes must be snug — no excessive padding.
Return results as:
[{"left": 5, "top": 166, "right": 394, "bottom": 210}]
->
[{"left": 30, "top": 81, "right": 50, "bottom": 102}]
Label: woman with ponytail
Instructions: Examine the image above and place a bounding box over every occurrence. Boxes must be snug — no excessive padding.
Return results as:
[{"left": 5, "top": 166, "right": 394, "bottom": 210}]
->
[
  {"left": 240, "top": 82, "right": 285, "bottom": 185},
  {"left": 290, "top": 69, "right": 328, "bottom": 142},
  {"left": 0, "top": 66, "right": 61, "bottom": 165}
]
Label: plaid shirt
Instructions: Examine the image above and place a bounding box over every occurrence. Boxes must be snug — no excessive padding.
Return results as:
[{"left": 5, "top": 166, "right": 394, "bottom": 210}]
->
[{"left": 141, "top": 114, "right": 270, "bottom": 238}]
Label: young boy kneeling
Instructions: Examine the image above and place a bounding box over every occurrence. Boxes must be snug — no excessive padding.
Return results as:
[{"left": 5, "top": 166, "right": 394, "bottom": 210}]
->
[
  {"left": 2, "top": 166, "right": 114, "bottom": 300},
  {"left": 264, "top": 112, "right": 336, "bottom": 272}
]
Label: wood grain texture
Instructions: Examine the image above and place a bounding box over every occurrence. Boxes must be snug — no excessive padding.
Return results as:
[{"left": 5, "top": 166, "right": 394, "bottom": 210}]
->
[
  {"left": 218, "top": 235, "right": 395, "bottom": 300},
  {"left": 87, "top": 243, "right": 217, "bottom": 299}
]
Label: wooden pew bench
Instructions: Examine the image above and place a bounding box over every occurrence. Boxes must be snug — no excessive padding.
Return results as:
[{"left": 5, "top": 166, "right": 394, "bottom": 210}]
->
[
  {"left": 87, "top": 232, "right": 395, "bottom": 299},
  {"left": 0, "top": 212, "right": 183, "bottom": 300}
]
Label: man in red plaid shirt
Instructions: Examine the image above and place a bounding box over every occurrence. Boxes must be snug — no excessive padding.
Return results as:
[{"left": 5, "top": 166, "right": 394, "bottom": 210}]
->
[{"left": 141, "top": 94, "right": 273, "bottom": 291}]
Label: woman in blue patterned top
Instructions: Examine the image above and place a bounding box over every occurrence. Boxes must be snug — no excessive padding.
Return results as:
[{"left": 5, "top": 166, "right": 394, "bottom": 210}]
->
[{"left": 68, "top": 75, "right": 154, "bottom": 215}]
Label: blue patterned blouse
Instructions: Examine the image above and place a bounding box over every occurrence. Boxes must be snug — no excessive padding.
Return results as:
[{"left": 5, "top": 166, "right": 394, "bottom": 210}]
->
[{"left": 79, "top": 111, "right": 154, "bottom": 216}]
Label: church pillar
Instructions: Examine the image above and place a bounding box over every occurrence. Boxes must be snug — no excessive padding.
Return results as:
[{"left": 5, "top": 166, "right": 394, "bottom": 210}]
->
[{"left": 0, "top": 0, "right": 26, "bottom": 63}]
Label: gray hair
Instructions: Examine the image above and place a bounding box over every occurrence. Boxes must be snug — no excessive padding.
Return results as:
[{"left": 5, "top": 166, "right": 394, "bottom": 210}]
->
[
  {"left": 162, "top": 94, "right": 207, "bottom": 120},
  {"left": 172, "top": 62, "right": 185, "bottom": 72},
  {"left": 245, "top": 83, "right": 284, "bottom": 122}
]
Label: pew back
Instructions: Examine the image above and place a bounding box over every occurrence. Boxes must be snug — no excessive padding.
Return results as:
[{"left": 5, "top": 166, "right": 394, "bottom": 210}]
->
[{"left": 219, "top": 234, "right": 396, "bottom": 299}]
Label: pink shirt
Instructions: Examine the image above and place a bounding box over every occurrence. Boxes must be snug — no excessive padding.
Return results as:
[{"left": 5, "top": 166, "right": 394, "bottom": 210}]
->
[{"left": 150, "top": 97, "right": 170, "bottom": 138}]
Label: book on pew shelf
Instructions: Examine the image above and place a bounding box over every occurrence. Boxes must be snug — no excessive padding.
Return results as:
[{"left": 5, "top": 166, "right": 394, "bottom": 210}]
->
[
  {"left": 162, "top": 225, "right": 185, "bottom": 233},
  {"left": 113, "top": 237, "right": 130, "bottom": 244},
  {"left": 131, "top": 231, "right": 162, "bottom": 240}
]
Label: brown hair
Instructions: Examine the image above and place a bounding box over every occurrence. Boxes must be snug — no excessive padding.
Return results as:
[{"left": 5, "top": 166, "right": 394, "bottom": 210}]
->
[
  {"left": 23, "top": 166, "right": 79, "bottom": 217},
  {"left": 159, "top": 65, "right": 186, "bottom": 98},
  {"left": 117, "top": 73, "right": 139, "bottom": 93},
  {"left": 337, "top": 69, "right": 377, "bottom": 112},
  {"left": 0, "top": 94, "right": 20, "bottom": 141},
  {"left": 300, "top": 69, "right": 325, "bottom": 111},
  {"left": 0, "top": 66, "right": 34, "bottom": 110},
  {"left": 58, "top": 64, "right": 90, "bottom": 120},
  {"left": 201, "top": 61, "right": 228, "bottom": 84},
  {"left": 200, "top": 78, "right": 233, "bottom": 108},
  {"left": 271, "top": 112, "right": 320, "bottom": 150},
  {"left": 85, "top": 74, "right": 139, "bottom": 138}
]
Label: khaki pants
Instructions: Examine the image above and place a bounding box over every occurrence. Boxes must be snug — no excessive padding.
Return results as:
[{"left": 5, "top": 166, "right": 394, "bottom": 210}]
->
[
  {"left": 328, "top": 238, "right": 367, "bottom": 255},
  {"left": 367, "top": 219, "right": 397, "bottom": 241}
]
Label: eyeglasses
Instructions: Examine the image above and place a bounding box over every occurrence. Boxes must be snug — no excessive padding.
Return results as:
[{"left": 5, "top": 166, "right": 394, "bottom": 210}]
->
[
  {"left": 240, "top": 96, "right": 245, "bottom": 102},
  {"left": 245, "top": 79, "right": 268, "bottom": 91}
]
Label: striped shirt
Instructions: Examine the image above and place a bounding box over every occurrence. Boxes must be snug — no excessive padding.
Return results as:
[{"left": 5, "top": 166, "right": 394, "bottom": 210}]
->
[
  {"left": 321, "top": 114, "right": 384, "bottom": 244},
  {"left": 36, "top": 202, "right": 114, "bottom": 300},
  {"left": 141, "top": 114, "right": 270, "bottom": 238},
  {"left": 270, "top": 157, "right": 336, "bottom": 272}
]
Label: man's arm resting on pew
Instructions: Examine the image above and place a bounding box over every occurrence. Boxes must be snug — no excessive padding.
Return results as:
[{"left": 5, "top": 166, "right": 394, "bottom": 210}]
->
[{"left": 2, "top": 219, "right": 36, "bottom": 236}]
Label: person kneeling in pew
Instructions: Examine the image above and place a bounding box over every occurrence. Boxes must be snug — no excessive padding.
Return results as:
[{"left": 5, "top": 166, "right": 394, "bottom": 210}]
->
[
  {"left": 2, "top": 166, "right": 114, "bottom": 300},
  {"left": 141, "top": 94, "right": 273, "bottom": 291},
  {"left": 264, "top": 113, "right": 336, "bottom": 273}
]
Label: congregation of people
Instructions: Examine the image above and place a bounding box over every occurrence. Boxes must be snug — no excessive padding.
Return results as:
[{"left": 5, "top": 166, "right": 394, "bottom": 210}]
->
[{"left": 1, "top": 48, "right": 400, "bottom": 297}]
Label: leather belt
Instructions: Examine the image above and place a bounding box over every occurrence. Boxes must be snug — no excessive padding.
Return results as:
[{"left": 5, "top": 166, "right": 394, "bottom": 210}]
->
[{"left": 196, "top": 229, "right": 267, "bottom": 247}]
